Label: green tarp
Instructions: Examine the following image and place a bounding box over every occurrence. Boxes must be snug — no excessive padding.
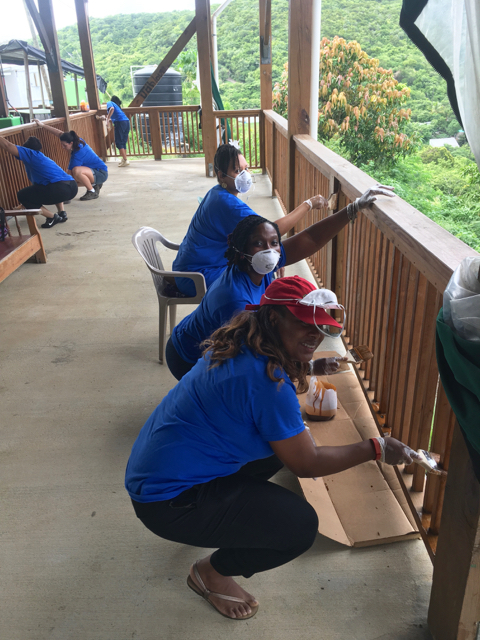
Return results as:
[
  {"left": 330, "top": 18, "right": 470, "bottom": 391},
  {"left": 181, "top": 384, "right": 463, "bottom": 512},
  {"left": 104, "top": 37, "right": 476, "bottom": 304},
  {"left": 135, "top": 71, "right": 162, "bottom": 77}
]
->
[{"left": 436, "top": 308, "right": 480, "bottom": 480}]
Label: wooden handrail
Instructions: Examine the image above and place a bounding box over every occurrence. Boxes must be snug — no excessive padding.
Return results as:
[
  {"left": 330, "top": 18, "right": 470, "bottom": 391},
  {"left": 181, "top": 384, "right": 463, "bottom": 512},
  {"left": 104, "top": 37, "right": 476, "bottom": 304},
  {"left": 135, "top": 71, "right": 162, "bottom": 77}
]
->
[
  {"left": 108, "top": 105, "right": 202, "bottom": 115},
  {"left": 263, "top": 109, "right": 288, "bottom": 137},
  {"left": 294, "top": 134, "right": 478, "bottom": 292},
  {"left": 214, "top": 109, "right": 262, "bottom": 117}
]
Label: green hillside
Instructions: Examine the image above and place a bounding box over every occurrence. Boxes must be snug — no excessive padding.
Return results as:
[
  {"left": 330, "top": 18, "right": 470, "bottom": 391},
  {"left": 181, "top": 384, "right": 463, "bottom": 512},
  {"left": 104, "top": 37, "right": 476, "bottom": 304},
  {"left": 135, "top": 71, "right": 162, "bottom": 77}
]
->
[{"left": 55, "top": 0, "right": 458, "bottom": 137}]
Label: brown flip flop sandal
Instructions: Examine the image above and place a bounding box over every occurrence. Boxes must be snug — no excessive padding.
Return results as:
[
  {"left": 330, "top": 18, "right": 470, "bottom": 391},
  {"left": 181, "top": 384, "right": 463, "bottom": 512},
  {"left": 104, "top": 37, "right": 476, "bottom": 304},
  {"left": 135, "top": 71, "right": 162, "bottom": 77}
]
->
[{"left": 187, "top": 561, "right": 259, "bottom": 620}]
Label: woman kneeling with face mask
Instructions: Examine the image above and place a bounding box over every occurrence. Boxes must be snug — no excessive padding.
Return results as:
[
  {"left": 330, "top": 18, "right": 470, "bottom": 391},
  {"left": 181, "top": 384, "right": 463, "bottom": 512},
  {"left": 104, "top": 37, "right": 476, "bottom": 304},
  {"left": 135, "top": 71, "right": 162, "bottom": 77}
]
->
[
  {"left": 126, "top": 276, "right": 420, "bottom": 622},
  {"left": 166, "top": 180, "right": 395, "bottom": 381}
]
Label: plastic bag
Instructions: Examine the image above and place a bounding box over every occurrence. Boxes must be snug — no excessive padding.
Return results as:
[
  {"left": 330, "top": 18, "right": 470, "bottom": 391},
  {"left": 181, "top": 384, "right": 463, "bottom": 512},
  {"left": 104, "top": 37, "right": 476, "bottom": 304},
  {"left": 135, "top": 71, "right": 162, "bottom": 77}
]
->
[
  {"left": 305, "top": 377, "right": 337, "bottom": 421},
  {"left": 443, "top": 257, "right": 480, "bottom": 342}
]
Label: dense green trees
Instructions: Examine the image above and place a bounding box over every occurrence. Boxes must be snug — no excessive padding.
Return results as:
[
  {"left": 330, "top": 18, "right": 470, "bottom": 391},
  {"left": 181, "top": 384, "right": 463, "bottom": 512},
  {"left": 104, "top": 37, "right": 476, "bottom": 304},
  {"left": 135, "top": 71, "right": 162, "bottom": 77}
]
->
[{"left": 273, "top": 37, "right": 415, "bottom": 167}]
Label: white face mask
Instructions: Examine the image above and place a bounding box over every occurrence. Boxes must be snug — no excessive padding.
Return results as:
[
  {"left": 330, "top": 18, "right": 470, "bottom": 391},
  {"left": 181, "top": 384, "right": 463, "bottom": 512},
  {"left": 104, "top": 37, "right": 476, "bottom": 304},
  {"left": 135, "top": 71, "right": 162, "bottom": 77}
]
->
[
  {"left": 244, "top": 249, "right": 280, "bottom": 275},
  {"left": 231, "top": 169, "right": 252, "bottom": 194}
]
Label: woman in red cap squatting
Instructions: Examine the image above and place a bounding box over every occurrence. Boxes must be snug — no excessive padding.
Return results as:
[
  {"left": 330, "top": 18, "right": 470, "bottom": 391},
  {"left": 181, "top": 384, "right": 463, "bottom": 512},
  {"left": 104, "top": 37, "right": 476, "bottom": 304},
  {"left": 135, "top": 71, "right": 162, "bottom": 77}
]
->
[{"left": 125, "top": 276, "right": 420, "bottom": 621}]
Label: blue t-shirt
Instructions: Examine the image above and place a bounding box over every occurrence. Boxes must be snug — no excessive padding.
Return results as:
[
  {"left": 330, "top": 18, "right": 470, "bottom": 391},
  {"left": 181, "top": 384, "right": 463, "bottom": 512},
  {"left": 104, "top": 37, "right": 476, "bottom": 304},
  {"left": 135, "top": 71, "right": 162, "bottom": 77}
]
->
[
  {"left": 171, "top": 247, "right": 287, "bottom": 363},
  {"left": 125, "top": 349, "right": 305, "bottom": 502},
  {"left": 68, "top": 139, "right": 108, "bottom": 172},
  {"left": 172, "top": 185, "right": 258, "bottom": 296},
  {"left": 16, "top": 147, "right": 74, "bottom": 185},
  {"left": 107, "top": 101, "right": 129, "bottom": 123}
]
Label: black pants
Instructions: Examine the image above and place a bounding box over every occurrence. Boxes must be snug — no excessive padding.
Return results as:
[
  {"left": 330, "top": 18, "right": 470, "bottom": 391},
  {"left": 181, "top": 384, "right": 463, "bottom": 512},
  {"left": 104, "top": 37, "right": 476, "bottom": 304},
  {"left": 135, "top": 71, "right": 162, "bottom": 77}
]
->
[
  {"left": 17, "top": 180, "right": 78, "bottom": 209},
  {"left": 165, "top": 336, "right": 196, "bottom": 381},
  {"left": 132, "top": 455, "right": 319, "bottom": 578}
]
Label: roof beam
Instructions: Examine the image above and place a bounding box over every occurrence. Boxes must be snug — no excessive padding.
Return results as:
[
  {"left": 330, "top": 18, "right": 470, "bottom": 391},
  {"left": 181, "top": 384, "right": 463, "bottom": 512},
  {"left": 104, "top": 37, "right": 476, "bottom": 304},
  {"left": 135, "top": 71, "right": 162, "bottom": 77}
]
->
[{"left": 28, "top": 0, "right": 70, "bottom": 125}]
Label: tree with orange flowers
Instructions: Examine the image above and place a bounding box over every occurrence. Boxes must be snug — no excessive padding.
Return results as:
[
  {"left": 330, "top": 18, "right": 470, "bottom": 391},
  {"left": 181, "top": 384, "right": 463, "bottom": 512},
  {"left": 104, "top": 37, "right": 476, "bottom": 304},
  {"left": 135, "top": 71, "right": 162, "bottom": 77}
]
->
[{"left": 273, "top": 37, "right": 415, "bottom": 167}]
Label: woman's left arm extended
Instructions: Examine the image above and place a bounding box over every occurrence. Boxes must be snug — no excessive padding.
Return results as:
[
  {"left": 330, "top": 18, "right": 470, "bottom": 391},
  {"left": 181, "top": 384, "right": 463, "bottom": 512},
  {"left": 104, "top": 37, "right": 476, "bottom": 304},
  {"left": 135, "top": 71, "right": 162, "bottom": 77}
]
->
[
  {"left": 0, "top": 136, "right": 19, "bottom": 157},
  {"left": 33, "top": 119, "right": 62, "bottom": 137},
  {"left": 282, "top": 185, "right": 395, "bottom": 266},
  {"left": 274, "top": 195, "right": 327, "bottom": 237}
]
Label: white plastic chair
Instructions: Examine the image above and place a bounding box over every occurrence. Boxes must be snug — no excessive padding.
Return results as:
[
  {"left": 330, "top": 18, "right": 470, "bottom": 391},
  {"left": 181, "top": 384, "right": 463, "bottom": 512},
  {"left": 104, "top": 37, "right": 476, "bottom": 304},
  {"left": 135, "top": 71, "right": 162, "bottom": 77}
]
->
[{"left": 132, "top": 226, "right": 207, "bottom": 364}]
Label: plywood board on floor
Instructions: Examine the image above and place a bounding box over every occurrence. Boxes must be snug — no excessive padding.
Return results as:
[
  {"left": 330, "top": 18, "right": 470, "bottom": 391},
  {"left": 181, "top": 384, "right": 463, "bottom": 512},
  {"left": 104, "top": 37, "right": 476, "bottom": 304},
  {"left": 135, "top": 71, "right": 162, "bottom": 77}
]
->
[{"left": 297, "top": 352, "right": 419, "bottom": 547}]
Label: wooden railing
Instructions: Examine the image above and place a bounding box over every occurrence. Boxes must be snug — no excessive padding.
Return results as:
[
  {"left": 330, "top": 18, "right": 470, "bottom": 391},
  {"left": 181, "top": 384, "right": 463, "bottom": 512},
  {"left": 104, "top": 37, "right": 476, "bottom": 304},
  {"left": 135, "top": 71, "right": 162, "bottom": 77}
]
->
[
  {"left": 0, "top": 112, "right": 102, "bottom": 210},
  {"left": 213, "top": 110, "right": 263, "bottom": 170},
  {"left": 264, "top": 109, "right": 479, "bottom": 559},
  {"left": 97, "top": 106, "right": 203, "bottom": 160}
]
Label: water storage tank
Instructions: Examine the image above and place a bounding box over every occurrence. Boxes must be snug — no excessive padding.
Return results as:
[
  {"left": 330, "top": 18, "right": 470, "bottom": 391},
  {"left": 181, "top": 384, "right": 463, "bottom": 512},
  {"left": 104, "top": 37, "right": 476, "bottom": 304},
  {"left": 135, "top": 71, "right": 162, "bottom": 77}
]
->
[
  {"left": 133, "top": 66, "right": 184, "bottom": 150},
  {"left": 133, "top": 66, "right": 183, "bottom": 107}
]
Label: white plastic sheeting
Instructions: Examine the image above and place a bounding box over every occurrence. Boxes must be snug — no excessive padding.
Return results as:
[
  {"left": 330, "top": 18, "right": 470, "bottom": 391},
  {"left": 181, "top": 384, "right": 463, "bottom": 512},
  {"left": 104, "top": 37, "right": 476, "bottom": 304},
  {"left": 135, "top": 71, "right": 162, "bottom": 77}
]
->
[
  {"left": 416, "top": 0, "right": 480, "bottom": 168},
  {"left": 401, "top": 0, "right": 480, "bottom": 170}
]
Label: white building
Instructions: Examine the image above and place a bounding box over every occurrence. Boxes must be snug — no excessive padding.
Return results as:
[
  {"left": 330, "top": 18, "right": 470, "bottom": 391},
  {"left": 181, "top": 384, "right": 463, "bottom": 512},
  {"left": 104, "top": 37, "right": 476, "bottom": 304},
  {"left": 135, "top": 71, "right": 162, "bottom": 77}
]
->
[{"left": 2, "top": 63, "right": 45, "bottom": 109}]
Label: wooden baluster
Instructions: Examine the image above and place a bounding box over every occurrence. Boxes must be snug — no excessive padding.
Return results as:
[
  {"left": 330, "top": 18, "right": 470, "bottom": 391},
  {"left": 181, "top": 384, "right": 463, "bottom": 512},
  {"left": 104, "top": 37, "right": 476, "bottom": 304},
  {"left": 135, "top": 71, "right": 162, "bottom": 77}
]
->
[
  {"left": 378, "top": 246, "right": 401, "bottom": 414},
  {"left": 386, "top": 258, "right": 411, "bottom": 439}
]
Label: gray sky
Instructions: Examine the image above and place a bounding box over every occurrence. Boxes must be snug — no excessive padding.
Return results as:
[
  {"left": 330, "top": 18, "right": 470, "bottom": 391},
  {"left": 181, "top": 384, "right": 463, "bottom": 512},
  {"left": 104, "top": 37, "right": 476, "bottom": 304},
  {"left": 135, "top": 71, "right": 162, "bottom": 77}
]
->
[{"left": 0, "top": 0, "right": 198, "bottom": 44}]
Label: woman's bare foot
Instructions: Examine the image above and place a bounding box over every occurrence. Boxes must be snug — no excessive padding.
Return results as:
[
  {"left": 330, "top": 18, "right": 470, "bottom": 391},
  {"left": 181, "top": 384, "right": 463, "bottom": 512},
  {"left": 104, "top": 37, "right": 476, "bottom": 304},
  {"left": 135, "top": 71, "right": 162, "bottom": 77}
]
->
[{"left": 189, "top": 556, "right": 258, "bottom": 619}]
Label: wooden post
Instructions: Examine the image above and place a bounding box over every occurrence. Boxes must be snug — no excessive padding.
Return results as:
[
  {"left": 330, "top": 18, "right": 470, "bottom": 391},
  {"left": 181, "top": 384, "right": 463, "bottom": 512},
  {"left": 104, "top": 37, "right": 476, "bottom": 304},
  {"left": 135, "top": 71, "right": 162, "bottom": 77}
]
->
[
  {"left": 428, "top": 421, "right": 480, "bottom": 640},
  {"left": 149, "top": 110, "right": 163, "bottom": 161},
  {"left": 37, "top": 63, "right": 46, "bottom": 108},
  {"left": 196, "top": 0, "right": 217, "bottom": 177},
  {"left": 30, "top": 0, "right": 70, "bottom": 126},
  {"left": 271, "top": 121, "right": 276, "bottom": 196},
  {"left": 74, "top": 75, "right": 80, "bottom": 109},
  {"left": 286, "top": 0, "right": 316, "bottom": 213},
  {"left": 0, "top": 65, "right": 9, "bottom": 117},
  {"left": 74, "top": 0, "right": 100, "bottom": 111},
  {"left": 129, "top": 19, "right": 197, "bottom": 108},
  {"left": 24, "top": 51, "right": 34, "bottom": 121},
  {"left": 259, "top": 0, "right": 272, "bottom": 111}
]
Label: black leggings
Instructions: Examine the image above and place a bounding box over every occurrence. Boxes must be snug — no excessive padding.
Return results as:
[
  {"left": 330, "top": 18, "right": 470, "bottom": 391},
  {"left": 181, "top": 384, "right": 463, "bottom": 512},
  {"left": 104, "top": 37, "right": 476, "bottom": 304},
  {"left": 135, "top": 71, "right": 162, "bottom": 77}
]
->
[
  {"left": 17, "top": 180, "right": 78, "bottom": 209},
  {"left": 132, "top": 455, "right": 319, "bottom": 578},
  {"left": 165, "top": 336, "right": 196, "bottom": 381}
]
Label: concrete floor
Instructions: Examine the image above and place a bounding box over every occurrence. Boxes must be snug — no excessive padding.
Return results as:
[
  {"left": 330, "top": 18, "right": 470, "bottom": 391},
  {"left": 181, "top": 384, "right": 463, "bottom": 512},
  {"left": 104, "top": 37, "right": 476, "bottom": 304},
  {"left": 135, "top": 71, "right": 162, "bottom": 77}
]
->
[{"left": 1, "top": 158, "right": 433, "bottom": 640}]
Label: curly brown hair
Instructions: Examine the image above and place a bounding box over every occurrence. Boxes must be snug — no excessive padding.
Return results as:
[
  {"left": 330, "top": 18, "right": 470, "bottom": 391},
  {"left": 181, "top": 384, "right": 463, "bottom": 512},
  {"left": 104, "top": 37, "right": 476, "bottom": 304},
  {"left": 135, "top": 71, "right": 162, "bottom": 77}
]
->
[{"left": 201, "top": 306, "right": 310, "bottom": 393}]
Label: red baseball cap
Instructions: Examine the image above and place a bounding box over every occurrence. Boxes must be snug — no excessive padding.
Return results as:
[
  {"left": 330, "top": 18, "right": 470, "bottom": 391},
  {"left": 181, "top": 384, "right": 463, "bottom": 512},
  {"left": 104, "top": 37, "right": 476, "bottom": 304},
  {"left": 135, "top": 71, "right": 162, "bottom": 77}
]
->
[{"left": 245, "top": 276, "right": 344, "bottom": 331}]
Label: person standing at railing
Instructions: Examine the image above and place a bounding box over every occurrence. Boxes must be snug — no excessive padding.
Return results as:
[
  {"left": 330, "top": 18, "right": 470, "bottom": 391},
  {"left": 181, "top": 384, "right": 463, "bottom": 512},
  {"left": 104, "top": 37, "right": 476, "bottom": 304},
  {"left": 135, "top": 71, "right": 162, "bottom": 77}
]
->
[
  {"left": 172, "top": 141, "right": 329, "bottom": 297},
  {"left": 126, "top": 275, "right": 420, "bottom": 621},
  {"left": 99, "top": 95, "right": 130, "bottom": 167},
  {"left": 33, "top": 120, "right": 108, "bottom": 202},
  {"left": 166, "top": 181, "right": 395, "bottom": 380},
  {"left": 0, "top": 135, "right": 78, "bottom": 229}
]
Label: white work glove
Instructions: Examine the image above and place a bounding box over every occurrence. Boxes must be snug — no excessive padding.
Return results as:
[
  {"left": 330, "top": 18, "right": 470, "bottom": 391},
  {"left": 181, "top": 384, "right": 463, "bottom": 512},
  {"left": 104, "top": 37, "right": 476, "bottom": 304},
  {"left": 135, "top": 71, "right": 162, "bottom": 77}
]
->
[
  {"left": 304, "top": 194, "right": 328, "bottom": 210},
  {"left": 374, "top": 436, "right": 422, "bottom": 466},
  {"left": 354, "top": 184, "right": 395, "bottom": 212},
  {"left": 310, "top": 357, "right": 347, "bottom": 376}
]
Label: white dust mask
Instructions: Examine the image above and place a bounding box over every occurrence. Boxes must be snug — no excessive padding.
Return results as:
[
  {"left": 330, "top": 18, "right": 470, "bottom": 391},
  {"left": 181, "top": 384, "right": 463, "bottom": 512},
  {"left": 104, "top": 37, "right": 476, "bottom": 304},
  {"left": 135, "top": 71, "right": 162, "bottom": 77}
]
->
[
  {"left": 233, "top": 170, "right": 252, "bottom": 194},
  {"left": 244, "top": 249, "right": 280, "bottom": 275}
]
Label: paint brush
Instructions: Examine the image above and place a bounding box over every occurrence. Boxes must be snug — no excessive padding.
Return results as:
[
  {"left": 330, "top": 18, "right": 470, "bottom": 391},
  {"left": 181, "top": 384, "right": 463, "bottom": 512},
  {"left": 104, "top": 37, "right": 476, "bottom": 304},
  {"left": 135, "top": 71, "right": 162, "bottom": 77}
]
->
[
  {"left": 414, "top": 449, "right": 441, "bottom": 474},
  {"left": 345, "top": 345, "right": 374, "bottom": 363}
]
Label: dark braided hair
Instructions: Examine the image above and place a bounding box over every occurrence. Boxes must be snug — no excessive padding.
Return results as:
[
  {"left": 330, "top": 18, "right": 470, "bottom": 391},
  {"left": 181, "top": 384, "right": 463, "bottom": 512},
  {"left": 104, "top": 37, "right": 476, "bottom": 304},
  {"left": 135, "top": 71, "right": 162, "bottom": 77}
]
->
[
  {"left": 224, "top": 215, "right": 281, "bottom": 270},
  {"left": 214, "top": 143, "right": 243, "bottom": 178},
  {"left": 59, "top": 130, "right": 84, "bottom": 153}
]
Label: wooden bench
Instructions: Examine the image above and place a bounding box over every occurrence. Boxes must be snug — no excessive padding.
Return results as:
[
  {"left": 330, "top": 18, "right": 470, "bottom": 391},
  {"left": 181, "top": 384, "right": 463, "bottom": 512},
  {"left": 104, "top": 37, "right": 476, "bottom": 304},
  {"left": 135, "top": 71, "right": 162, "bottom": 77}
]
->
[{"left": 0, "top": 210, "right": 47, "bottom": 284}]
